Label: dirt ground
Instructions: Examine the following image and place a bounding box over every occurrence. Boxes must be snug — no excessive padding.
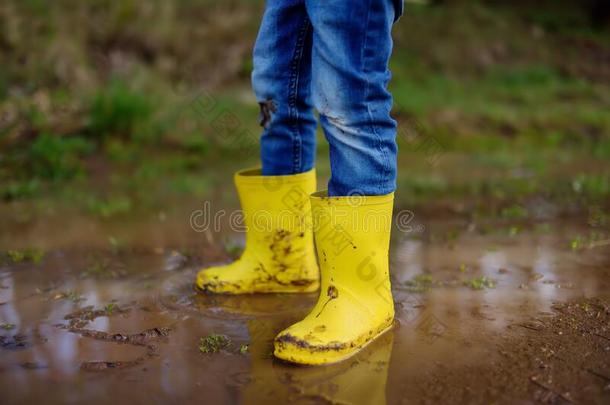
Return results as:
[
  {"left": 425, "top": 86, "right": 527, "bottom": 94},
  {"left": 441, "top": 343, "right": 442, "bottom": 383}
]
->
[{"left": 0, "top": 210, "right": 609, "bottom": 404}]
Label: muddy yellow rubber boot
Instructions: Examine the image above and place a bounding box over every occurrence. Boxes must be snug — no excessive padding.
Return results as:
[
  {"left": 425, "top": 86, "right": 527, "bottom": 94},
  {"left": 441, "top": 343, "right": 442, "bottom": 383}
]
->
[
  {"left": 196, "top": 168, "right": 319, "bottom": 294},
  {"left": 274, "top": 191, "right": 395, "bottom": 365}
]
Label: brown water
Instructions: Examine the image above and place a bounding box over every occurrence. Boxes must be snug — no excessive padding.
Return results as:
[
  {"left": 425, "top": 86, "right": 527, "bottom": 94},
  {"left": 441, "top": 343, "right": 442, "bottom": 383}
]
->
[{"left": 1, "top": 211, "right": 609, "bottom": 404}]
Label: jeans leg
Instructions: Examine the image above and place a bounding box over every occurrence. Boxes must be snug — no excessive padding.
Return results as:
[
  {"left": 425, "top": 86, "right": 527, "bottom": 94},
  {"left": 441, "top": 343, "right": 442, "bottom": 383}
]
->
[
  {"left": 252, "top": 0, "right": 316, "bottom": 175},
  {"left": 305, "top": 0, "right": 397, "bottom": 196}
]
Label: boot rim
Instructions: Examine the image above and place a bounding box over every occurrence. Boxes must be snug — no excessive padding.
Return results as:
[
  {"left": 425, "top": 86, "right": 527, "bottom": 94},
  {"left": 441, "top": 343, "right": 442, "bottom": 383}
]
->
[
  {"left": 311, "top": 190, "right": 394, "bottom": 205},
  {"left": 235, "top": 166, "right": 316, "bottom": 184}
]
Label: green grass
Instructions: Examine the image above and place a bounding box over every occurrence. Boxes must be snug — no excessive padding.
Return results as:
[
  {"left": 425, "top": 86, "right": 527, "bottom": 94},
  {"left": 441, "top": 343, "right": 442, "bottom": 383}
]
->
[
  {"left": 87, "top": 195, "right": 132, "bottom": 218},
  {"left": 0, "top": 0, "right": 609, "bottom": 217},
  {"left": 88, "top": 80, "right": 155, "bottom": 141}
]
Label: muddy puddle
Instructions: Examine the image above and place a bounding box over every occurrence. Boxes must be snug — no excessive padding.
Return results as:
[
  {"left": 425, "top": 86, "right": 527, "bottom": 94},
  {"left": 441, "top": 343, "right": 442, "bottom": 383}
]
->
[{"left": 1, "top": 210, "right": 609, "bottom": 404}]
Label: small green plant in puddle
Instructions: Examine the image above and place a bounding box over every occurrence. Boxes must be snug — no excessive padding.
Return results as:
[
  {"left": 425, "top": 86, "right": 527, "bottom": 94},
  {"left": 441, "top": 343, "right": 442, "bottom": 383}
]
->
[
  {"left": 1, "top": 323, "right": 16, "bottom": 330},
  {"left": 6, "top": 248, "right": 45, "bottom": 264},
  {"left": 403, "top": 273, "right": 437, "bottom": 293},
  {"left": 199, "top": 334, "right": 231, "bottom": 354},
  {"left": 570, "top": 231, "right": 609, "bottom": 251},
  {"left": 7, "top": 250, "right": 26, "bottom": 263},
  {"left": 81, "top": 258, "right": 125, "bottom": 279},
  {"left": 239, "top": 344, "right": 249, "bottom": 354},
  {"left": 104, "top": 303, "right": 118, "bottom": 314},
  {"left": 464, "top": 276, "right": 496, "bottom": 290},
  {"left": 54, "top": 290, "right": 85, "bottom": 303},
  {"left": 507, "top": 226, "right": 520, "bottom": 237},
  {"left": 571, "top": 235, "right": 586, "bottom": 250},
  {"left": 587, "top": 206, "right": 609, "bottom": 227}
]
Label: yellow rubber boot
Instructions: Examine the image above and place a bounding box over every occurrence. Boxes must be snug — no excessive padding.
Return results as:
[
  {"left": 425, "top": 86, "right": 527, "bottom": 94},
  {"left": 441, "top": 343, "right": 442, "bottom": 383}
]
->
[
  {"left": 274, "top": 191, "right": 395, "bottom": 365},
  {"left": 196, "top": 168, "right": 319, "bottom": 294}
]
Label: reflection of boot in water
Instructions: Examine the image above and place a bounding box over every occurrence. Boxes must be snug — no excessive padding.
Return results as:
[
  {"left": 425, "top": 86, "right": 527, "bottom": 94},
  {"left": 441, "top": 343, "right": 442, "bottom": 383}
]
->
[
  {"left": 244, "top": 318, "right": 394, "bottom": 404},
  {"left": 196, "top": 168, "right": 319, "bottom": 294},
  {"left": 242, "top": 318, "right": 295, "bottom": 403},
  {"left": 290, "top": 331, "right": 394, "bottom": 404}
]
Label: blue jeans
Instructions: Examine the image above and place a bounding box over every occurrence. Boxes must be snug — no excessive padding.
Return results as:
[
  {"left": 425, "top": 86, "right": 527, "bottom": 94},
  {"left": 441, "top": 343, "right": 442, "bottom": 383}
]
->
[{"left": 252, "top": 0, "right": 401, "bottom": 196}]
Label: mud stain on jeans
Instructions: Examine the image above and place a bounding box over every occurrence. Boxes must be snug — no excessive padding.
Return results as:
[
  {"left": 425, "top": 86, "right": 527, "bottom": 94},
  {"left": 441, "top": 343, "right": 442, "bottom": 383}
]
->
[{"left": 258, "top": 99, "right": 277, "bottom": 129}]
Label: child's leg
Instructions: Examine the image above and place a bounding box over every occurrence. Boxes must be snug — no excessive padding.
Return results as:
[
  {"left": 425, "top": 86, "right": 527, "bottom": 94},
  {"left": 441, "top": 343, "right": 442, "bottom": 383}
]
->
[
  {"left": 273, "top": 0, "right": 399, "bottom": 365},
  {"left": 195, "top": 0, "right": 320, "bottom": 294},
  {"left": 306, "top": 0, "right": 398, "bottom": 196},
  {"left": 252, "top": 0, "right": 316, "bottom": 175}
]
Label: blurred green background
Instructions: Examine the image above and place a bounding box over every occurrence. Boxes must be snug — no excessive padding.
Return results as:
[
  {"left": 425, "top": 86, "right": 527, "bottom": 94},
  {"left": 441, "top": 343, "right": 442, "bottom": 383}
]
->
[{"left": 1, "top": 0, "right": 609, "bottom": 219}]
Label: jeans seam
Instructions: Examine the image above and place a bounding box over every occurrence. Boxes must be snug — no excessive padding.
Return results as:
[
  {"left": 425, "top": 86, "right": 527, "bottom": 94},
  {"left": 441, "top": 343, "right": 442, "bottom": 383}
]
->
[
  {"left": 362, "top": 0, "right": 392, "bottom": 193},
  {"left": 288, "top": 18, "right": 311, "bottom": 173}
]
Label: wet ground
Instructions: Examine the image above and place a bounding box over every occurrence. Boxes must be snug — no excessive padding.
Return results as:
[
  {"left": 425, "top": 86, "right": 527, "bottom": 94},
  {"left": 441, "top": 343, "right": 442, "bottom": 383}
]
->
[{"left": 1, "top": 208, "right": 609, "bottom": 404}]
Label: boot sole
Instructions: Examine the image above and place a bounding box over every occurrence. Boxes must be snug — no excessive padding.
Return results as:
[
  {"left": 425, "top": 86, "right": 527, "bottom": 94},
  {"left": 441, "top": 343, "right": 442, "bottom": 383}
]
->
[
  {"left": 273, "top": 321, "right": 394, "bottom": 366},
  {"left": 194, "top": 281, "right": 320, "bottom": 295}
]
